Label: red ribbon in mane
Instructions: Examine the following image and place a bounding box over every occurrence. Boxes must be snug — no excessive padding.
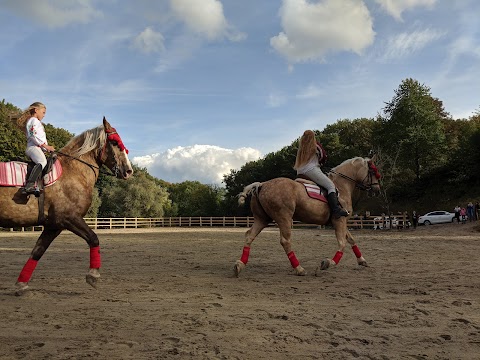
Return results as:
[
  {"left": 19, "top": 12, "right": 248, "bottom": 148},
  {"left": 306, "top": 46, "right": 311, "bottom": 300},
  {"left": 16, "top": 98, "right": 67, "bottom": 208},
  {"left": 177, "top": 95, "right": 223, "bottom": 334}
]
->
[
  {"left": 369, "top": 162, "right": 381, "bottom": 179},
  {"left": 106, "top": 128, "right": 129, "bottom": 154}
]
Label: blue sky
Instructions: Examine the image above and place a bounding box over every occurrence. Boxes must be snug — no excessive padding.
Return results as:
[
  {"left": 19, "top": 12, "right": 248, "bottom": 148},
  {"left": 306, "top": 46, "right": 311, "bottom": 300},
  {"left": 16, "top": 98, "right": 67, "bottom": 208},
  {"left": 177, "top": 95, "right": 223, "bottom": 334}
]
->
[{"left": 1, "top": 0, "right": 479, "bottom": 185}]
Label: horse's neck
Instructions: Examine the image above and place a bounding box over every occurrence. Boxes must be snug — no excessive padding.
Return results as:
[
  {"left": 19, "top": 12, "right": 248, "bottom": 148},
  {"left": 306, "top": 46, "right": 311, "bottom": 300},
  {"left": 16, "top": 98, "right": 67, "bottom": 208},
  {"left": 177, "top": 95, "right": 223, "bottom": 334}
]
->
[
  {"left": 59, "top": 149, "right": 100, "bottom": 186},
  {"left": 330, "top": 164, "right": 359, "bottom": 198}
]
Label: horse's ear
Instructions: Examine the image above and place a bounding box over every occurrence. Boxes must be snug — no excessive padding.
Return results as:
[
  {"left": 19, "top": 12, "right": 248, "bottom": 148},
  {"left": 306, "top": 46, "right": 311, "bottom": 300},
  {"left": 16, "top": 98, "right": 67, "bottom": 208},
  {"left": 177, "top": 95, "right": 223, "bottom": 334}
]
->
[{"left": 103, "top": 116, "right": 112, "bottom": 130}]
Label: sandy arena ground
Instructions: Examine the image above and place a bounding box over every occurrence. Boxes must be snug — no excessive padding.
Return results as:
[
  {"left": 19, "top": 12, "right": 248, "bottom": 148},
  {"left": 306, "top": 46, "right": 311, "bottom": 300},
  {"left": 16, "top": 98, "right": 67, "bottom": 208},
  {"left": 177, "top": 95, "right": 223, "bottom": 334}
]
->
[{"left": 0, "top": 223, "right": 479, "bottom": 359}]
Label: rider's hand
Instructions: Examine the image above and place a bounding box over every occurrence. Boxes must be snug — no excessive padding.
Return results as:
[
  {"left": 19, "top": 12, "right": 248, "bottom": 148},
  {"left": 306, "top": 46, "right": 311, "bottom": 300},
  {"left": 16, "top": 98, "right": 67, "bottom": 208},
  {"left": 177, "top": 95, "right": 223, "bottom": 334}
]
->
[{"left": 43, "top": 144, "right": 55, "bottom": 153}]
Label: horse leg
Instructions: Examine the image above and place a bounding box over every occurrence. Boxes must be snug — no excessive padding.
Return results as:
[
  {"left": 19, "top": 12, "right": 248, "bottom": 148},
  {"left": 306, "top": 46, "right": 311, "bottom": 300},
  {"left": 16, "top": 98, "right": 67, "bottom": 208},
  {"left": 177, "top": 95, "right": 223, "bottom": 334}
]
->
[
  {"left": 346, "top": 230, "right": 368, "bottom": 267},
  {"left": 278, "top": 220, "right": 306, "bottom": 276},
  {"left": 65, "top": 217, "right": 101, "bottom": 288},
  {"left": 234, "top": 219, "right": 268, "bottom": 277},
  {"left": 317, "top": 219, "right": 347, "bottom": 272},
  {"left": 15, "top": 227, "right": 62, "bottom": 295}
]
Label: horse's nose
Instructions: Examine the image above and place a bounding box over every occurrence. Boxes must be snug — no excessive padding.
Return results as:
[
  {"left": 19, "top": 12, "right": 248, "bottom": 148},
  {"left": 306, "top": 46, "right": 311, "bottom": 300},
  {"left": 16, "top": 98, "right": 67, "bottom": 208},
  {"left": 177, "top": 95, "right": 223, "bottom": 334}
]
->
[{"left": 124, "top": 168, "right": 133, "bottom": 179}]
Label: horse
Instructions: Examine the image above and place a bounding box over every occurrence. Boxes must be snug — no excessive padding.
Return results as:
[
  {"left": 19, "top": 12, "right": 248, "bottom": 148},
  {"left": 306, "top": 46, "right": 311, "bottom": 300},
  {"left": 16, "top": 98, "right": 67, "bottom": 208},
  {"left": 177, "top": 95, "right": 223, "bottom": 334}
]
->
[
  {"left": 234, "top": 156, "right": 381, "bottom": 277},
  {"left": 0, "top": 117, "right": 133, "bottom": 294}
]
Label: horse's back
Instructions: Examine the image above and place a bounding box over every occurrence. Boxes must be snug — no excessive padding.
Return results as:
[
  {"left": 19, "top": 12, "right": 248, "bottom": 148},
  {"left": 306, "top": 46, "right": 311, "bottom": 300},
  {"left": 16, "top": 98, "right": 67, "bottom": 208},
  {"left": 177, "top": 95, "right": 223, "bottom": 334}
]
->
[{"left": 257, "top": 177, "right": 330, "bottom": 224}]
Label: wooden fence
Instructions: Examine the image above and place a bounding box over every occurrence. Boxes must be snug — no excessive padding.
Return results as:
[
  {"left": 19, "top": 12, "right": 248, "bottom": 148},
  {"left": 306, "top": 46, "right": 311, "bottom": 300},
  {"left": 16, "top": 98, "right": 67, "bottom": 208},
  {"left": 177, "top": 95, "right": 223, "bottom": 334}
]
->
[{"left": 1, "top": 215, "right": 410, "bottom": 232}]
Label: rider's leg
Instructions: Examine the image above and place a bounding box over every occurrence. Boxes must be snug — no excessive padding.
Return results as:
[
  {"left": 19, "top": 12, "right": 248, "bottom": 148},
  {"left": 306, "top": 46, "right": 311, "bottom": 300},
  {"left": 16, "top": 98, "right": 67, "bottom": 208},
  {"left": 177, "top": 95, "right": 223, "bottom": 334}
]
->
[
  {"left": 304, "top": 167, "right": 348, "bottom": 218},
  {"left": 24, "top": 146, "right": 47, "bottom": 194}
]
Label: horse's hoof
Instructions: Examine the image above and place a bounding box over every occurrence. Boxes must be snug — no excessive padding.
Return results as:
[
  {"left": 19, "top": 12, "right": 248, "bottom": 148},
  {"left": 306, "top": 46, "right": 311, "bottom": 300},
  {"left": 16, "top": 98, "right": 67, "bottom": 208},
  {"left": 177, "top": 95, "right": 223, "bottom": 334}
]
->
[
  {"left": 234, "top": 260, "right": 245, "bottom": 277},
  {"left": 14, "top": 282, "right": 29, "bottom": 296},
  {"left": 294, "top": 265, "right": 306, "bottom": 276},
  {"left": 320, "top": 259, "right": 331, "bottom": 270},
  {"left": 358, "top": 260, "right": 369, "bottom": 267},
  {"left": 86, "top": 269, "right": 100, "bottom": 289}
]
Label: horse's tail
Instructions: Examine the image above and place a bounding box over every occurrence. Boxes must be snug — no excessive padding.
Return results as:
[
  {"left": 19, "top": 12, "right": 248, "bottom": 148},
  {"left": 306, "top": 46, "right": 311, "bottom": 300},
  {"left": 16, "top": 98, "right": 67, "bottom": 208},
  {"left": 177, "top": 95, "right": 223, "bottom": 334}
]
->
[{"left": 238, "top": 182, "right": 262, "bottom": 206}]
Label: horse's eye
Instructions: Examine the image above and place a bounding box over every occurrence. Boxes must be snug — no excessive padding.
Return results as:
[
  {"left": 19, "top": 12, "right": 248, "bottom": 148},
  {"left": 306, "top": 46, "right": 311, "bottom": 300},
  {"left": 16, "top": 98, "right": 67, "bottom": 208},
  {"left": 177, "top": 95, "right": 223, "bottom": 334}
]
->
[{"left": 110, "top": 140, "right": 118, "bottom": 146}]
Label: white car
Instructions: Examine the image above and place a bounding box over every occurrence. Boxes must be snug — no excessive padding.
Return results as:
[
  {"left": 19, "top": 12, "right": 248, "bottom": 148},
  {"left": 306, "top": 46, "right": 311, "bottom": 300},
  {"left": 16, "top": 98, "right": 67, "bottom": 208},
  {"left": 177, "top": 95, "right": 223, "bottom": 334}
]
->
[{"left": 417, "top": 211, "right": 459, "bottom": 225}]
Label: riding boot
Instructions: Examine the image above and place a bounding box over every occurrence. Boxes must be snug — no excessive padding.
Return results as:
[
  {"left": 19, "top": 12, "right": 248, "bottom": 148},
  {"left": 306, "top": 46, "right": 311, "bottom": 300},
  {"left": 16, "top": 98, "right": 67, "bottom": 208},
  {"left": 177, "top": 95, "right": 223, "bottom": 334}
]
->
[
  {"left": 23, "top": 163, "right": 43, "bottom": 196},
  {"left": 327, "top": 192, "right": 348, "bottom": 219}
]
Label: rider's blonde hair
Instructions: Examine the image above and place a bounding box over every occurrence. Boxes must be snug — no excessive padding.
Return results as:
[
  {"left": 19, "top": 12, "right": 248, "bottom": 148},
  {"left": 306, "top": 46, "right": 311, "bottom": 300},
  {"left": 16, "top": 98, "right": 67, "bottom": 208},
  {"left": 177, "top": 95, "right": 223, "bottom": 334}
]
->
[
  {"left": 10, "top": 102, "right": 46, "bottom": 131},
  {"left": 293, "top": 130, "right": 317, "bottom": 170}
]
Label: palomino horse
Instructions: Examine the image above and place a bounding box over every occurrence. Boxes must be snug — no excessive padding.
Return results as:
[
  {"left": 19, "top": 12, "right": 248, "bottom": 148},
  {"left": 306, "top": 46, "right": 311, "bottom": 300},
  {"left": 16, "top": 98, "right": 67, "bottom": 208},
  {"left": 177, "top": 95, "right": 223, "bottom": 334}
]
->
[
  {"left": 0, "top": 117, "right": 133, "bottom": 294},
  {"left": 234, "top": 156, "right": 381, "bottom": 277}
]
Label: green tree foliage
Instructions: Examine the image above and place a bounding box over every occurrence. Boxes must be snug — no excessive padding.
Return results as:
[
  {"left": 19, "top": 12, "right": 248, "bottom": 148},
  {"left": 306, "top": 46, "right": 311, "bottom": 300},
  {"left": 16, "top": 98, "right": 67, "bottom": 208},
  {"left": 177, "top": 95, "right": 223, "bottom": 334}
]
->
[
  {"left": 443, "top": 115, "right": 480, "bottom": 182},
  {"left": 0, "top": 100, "right": 25, "bottom": 161},
  {"left": 378, "top": 78, "right": 447, "bottom": 181},
  {"left": 167, "top": 180, "right": 225, "bottom": 216},
  {"left": 85, "top": 187, "right": 101, "bottom": 218},
  {"left": 319, "top": 118, "right": 378, "bottom": 166},
  {"left": 44, "top": 123, "right": 74, "bottom": 150},
  {"left": 98, "top": 166, "right": 171, "bottom": 217}
]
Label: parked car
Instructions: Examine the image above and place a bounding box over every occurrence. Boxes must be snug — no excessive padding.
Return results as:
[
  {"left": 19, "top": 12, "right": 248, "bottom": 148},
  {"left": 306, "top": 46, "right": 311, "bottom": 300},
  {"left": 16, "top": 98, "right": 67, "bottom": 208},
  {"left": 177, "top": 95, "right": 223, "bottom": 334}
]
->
[{"left": 417, "top": 211, "right": 459, "bottom": 225}]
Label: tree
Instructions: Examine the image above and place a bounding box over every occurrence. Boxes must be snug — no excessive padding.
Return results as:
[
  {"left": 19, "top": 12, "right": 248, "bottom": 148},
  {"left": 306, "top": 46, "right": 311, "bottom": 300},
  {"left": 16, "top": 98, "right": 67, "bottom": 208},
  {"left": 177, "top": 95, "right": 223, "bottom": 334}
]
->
[
  {"left": 167, "top": 181, "right": 225, "bottom": 216},
  {"left": 44, "top": 123, "right": 74, "bottom": 150},
  {"left": 378, "top": 78, "right": 447, "bottom": 181},
  {"left": 319, "top": 118, "right": 378, "bottom": 167},
  {"left": 99, "top": 166, "right": 171, "bottom": 217},
  {"left": 85, "top": 187, "right": 101, "bottom": 218},
  {"left": 0, "top": 100, "right": 25, "bottom": 161}
]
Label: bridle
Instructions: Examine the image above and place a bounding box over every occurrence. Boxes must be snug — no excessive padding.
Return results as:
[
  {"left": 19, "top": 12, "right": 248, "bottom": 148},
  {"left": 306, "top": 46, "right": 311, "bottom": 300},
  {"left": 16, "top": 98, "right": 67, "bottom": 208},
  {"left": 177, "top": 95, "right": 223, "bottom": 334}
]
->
[
  {"left": 327, "top": 160, "right": 381, "bottom": 192},
  {"left": 54, "top": 128, "right": 128, "bottom": 178}
]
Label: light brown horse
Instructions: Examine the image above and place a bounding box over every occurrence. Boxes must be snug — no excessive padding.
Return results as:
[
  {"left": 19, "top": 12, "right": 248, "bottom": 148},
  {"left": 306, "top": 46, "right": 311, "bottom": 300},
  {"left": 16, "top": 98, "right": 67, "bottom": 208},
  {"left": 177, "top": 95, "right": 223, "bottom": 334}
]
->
[
  {"left": 234, "top": 156, "right": 381, "bottom": 277},
  {"left": 0, "top": 117, "right": 133, "bottom": 294}
]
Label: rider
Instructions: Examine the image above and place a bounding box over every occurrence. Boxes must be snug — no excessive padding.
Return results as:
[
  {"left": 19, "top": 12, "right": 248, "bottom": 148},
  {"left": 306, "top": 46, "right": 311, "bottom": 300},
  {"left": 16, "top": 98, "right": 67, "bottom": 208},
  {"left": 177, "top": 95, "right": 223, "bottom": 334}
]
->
[
  {"left": 16, "top": 102, "right": 55, "bottom": 195},
  {"left": 294, "top": 130, "right": 348, "bottom": 219}
]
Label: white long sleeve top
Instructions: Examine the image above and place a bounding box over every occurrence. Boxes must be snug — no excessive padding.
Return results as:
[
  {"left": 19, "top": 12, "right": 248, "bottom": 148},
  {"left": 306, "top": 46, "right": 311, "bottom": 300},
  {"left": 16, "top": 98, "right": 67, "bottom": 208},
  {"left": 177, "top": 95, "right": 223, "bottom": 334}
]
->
[
  {"left": 296, "top": 155, "right": 319, "bottom": 175},
  {"left": 25, "top": 117, "right": 48, "bottom": 148}
]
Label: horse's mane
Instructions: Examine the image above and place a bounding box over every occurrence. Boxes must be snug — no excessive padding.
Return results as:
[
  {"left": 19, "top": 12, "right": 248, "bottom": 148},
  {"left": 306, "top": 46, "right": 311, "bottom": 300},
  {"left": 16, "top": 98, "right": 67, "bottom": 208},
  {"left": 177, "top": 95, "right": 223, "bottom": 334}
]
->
[
  {"left": 61, "top": 125, "right": 106, "bottom": 157},
  {"left": 332, "top": 157, "right": 369, "bottom": 172}
]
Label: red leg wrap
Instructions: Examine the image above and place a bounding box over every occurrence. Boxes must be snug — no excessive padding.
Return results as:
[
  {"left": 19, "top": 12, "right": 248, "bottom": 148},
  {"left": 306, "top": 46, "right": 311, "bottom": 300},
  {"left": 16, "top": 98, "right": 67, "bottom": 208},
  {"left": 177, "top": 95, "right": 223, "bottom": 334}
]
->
[
  {"left": 17, "top": 258, "right": 38, "bottom": 283},
  {"left": 90, "top": 246, "right": 101, "bottom": 269},
  {"left": 287, "top": 251, "right": 300, "bottom": 268},
  {"left": 332, "top": 251, "right": 343, "bottom": 265},
  {"left": 352, "top": 245, "right": 362, "bottom": 258},
  {"left": 240, "top": 246, "right": 250, "bottom": 264}
]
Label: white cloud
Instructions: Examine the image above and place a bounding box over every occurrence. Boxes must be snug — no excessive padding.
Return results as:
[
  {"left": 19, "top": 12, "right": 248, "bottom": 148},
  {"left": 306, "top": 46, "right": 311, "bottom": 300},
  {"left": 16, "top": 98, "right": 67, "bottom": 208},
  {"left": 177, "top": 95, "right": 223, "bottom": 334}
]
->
[
  {"left": 133, "top": 145, "right": 262, "bottom": 185},
  {"left": 270, "top": 0, "right": 375, "bottom": 64},
  {"left": 132, "top": 27, "right": 165, "bottom": 54},
  {"left": 374, "top": 0, "right": 437, "bottom": 21},
  {"left": 381, "top": 28, "right": 444, "bottom": 60},
  {"left": 170, "top": 0, "right": 245, "bottom": 41},
  {"left": 1, "top": 0, "right": 102, "bottom": 28}
]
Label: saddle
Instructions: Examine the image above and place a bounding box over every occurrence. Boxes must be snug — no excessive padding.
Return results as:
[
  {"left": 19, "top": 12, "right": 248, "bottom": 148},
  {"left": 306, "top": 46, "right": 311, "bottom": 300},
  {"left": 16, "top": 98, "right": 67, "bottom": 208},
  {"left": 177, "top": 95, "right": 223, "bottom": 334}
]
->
[
  {"left": 295, "top": 176, "right": 328, "bottom": 203},
  {"left": 0, "top": 156, "right": 62, "bottom": 224},
  {"left": 0, "top": 156, "right": 62, "bottom": 188}
]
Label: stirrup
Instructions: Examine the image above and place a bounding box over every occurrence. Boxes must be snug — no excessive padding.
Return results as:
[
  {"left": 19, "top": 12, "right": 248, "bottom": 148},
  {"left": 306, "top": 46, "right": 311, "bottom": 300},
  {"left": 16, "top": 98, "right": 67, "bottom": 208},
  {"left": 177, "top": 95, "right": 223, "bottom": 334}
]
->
[{"left": 22, "top": 186, "right": 41, "bottom": 197}]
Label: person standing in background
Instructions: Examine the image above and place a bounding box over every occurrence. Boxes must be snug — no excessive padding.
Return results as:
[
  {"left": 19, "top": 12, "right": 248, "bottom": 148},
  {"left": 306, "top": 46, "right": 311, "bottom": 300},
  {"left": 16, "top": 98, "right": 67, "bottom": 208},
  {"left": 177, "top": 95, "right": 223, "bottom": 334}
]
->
[{"left": 412, "top": 211, "right": 418, "bottom": 229}]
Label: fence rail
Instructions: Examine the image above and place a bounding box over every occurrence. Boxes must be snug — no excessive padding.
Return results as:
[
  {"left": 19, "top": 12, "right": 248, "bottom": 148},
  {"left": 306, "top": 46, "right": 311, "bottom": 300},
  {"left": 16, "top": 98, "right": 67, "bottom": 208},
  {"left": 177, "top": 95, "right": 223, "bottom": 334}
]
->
[{"left": 1, "top": 215, "right": 410, "bottom": 232}]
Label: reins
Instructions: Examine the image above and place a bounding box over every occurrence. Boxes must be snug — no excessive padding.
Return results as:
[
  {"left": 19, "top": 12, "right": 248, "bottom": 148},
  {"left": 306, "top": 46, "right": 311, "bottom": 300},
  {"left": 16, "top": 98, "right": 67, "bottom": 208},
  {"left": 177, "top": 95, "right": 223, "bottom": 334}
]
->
[
  {"left": 326, "top": 166, "right": 379, "bottom": 192},
  {"left": 53, "top": 150, "right": 117, "bottom": 177}
]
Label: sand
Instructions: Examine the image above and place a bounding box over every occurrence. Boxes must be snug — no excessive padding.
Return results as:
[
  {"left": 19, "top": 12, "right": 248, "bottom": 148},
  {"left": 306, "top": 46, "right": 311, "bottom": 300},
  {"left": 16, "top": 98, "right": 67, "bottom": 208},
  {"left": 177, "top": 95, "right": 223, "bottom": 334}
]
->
[{"left": 0, "top": 223, "right": 479, "bottom": 359}]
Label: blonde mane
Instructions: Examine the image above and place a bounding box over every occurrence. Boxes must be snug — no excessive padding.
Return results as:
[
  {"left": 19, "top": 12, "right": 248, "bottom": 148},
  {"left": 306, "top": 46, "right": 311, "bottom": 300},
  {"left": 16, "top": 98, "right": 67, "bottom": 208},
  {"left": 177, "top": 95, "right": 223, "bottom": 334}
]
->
[
  {"left": 62, "top": 125, "right": 106, "bottom": 157},
  {"left": 332, "top": 156, "right": 367, "bottom": 171}
]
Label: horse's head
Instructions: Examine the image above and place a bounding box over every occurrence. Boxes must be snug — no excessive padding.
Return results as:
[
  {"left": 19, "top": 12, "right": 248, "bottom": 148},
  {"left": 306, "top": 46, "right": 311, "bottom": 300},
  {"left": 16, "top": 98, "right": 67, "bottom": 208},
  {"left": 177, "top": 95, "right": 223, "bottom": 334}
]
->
[
  {"left": 364, "top": 157, "right": 381, "bottom": 196},
  {"left": 101, "top": 117, "right": 134, "bottom": 179},
  {"left": 332, "top": 157, "right": 381, "bottom": 195}
]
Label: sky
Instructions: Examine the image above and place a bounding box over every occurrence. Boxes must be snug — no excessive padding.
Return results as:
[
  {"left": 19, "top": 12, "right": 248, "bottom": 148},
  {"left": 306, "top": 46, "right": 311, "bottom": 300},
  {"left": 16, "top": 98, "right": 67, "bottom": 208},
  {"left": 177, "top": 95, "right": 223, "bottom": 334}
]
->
[{"left": 1, "top": 0, "right": 479, "bottom": 185}]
